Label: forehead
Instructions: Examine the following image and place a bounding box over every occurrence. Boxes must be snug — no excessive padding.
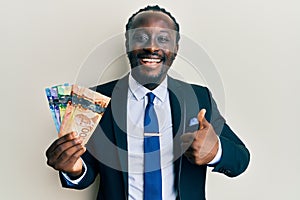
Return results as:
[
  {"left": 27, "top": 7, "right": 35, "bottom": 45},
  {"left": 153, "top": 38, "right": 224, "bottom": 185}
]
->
[{"left": 130, "top": 11, "right": 176, "bottom": 31}]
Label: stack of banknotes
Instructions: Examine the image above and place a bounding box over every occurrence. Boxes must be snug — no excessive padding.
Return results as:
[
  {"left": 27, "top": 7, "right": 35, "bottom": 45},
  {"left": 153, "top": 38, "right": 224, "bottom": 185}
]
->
[{"left": 45, "top": 84, "right": 110, "bottom": 144}]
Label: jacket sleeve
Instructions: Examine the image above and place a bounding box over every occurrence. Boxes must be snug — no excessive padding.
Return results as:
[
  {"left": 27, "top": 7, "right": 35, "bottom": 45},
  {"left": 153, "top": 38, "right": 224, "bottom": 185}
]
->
[
  {"left": 212, "top": 123, "right": 250, "bottom": 177},
  {"left": 59, "top": 150, "right": 99, "bottom": 189},
  {"left": 206, "top": 88, "right": 250, "bottom": 177}
]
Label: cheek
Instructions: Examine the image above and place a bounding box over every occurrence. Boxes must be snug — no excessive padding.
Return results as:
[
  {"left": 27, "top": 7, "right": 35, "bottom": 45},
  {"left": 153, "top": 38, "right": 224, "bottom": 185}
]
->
[
  {"left": 128, "top": 40, "right": 145, "bottom": 52},
  {"left": 162, "top": 44, "right": 177, "bottom": 55},
  {"left": 128, "top": 50, "right": 140, "bottom": 61},
  {"left": 165, "top": 50, "right": 176, "bottom": 60}
]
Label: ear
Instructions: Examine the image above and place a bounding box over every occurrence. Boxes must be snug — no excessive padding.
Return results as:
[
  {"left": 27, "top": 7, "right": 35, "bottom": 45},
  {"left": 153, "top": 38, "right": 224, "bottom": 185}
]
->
[
  {"left": 173, "top": 44, "right": 179, "bottom": 58},
  {"left": 175, "top": 44, "right": 179, "bottom": 54},
  {"left": 125, "top": 32, "right": 129, "bottom": 53}
]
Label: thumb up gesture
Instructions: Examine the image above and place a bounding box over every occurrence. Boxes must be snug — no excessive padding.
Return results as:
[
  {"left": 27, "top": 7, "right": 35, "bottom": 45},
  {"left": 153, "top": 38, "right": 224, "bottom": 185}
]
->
[{"left": 181, "top": 109, "right": 219, "bottom": 165}]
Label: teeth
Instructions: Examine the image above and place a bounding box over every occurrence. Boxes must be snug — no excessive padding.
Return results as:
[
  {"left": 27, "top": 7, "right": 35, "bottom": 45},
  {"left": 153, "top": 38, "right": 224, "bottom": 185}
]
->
[{"left": 141, "top": 58, "right": 161, "bottom": 63}]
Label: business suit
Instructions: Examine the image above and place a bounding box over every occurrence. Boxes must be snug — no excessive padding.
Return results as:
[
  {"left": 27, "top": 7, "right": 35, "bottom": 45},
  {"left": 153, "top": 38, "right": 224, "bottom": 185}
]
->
[{"left": 60, "top": 75, "right": 250, "bottom": 200}]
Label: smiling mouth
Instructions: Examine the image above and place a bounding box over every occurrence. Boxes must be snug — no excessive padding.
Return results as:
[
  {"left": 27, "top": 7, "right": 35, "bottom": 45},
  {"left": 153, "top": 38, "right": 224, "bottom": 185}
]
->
[
  {"left": 138, "top": 55, "right": 164, "bottom": 67},
  {"left": 141, "top": 58, "right": 162, "bottom": 63}
]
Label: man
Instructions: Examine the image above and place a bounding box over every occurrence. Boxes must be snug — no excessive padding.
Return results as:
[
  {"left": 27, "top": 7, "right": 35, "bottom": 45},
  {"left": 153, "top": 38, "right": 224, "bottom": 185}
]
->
[{"left": 46, "top": 5, "right": 250, "bottom": 200}]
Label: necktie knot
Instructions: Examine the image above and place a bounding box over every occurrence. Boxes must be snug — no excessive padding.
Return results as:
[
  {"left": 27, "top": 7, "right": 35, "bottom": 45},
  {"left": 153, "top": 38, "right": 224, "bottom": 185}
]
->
[
  {"left": 144, "top": 93, "right": 157, "bottom": 128},
  {"left": 146, "top": 92, "right": 155, "bottom": 105}
]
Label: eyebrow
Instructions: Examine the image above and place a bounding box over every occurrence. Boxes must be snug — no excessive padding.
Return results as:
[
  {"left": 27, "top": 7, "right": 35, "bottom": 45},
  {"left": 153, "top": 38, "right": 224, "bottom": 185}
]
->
[
  {"left": 132, "top": 28, "right": 173, "bottom": 32},
  {"left": 159, "top": 30, "right": 172, "bottom": 34},
  {"left": 130, "top": 28, "right": 174, "bottom": 38}
]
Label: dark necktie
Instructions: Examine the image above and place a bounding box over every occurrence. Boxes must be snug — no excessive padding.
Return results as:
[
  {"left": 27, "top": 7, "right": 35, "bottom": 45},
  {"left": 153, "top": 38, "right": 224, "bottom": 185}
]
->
[{"left": 144, "top": 92, "right": 162, "bottom": 200}]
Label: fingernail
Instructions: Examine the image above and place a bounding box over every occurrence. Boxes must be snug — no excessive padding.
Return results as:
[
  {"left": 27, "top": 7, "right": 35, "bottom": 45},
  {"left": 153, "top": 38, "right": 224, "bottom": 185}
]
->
[{"left": 76, "top": 138, "right": 83, "bottom": 143}]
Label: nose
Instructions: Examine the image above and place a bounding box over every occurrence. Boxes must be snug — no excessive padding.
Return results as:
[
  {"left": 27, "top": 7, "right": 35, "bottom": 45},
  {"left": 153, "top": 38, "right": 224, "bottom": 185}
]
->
[{"left": 143, "top": 37, "right": 159, "bottom": 53}]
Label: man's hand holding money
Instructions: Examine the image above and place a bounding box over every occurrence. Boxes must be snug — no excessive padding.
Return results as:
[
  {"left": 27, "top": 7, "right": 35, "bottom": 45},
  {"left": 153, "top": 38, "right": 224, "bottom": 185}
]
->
[
  {"left": 46, "top": 132, "right": 86, "bottom": 177},
  {"left": 45, "top": 84, "right": 110, "bottom": 177}
]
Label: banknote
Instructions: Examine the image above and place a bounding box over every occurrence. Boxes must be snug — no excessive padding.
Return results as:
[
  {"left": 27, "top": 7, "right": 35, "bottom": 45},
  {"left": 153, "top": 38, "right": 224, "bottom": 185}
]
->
[
  {"left": 58, "top": 84, "right": 110, "bottom": 145},
  {"left": 50, "top": 87, "right": 61, "bottom": 128},
  {"left": 45, "top": 84, "right": 72, "bottom": 132},
  {"left": 57, "top": 84, "right": 72, "bottom": 121},
  {"left": 45, "top": 87, "right": 60, "bottom": 132}
]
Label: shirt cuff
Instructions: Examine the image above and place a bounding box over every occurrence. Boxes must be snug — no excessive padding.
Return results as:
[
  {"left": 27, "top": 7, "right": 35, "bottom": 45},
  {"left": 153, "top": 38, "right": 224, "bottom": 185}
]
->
[
  {"left": 208, "top": 137, "right": 222, "bottom": 165},
  {"left": 61, "top": 158, "right": 87, "bottom": 185}
]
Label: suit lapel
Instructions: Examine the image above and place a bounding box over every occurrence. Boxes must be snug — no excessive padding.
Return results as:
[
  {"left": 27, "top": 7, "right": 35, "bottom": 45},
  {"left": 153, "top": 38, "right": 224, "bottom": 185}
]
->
[
  {"left": 168, "top": 77, "right": 186, "bottom": 138},
  {"left": 168, "top": 77, "right": 185, "bottom": 195},
  {"left": 168, "top": 77, "right": 201, "bottom": 199},
  {"left": 110, "top": 75, "right": 129, "bottom": 197}
]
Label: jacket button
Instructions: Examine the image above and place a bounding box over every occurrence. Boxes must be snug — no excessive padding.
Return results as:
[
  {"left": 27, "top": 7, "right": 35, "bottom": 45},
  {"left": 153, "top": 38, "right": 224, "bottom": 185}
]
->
[{"left": 224, "top": 170, "right": 231, "bottom": 175}]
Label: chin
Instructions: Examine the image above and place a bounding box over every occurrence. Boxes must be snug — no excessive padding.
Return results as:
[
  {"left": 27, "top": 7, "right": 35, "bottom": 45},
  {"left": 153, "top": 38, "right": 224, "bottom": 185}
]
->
[
  {"left": 128, "top": 53, "right": 171, "bottom": 86},
  {"left": 131, "top": 66, "right": 167, "bottom": 86}
]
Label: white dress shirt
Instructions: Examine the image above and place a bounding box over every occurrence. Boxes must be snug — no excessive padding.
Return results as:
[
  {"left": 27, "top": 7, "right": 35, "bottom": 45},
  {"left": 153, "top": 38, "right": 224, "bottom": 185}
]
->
[
  {"left": 62, "top": 74, "right": 222, "bottom": 200},
  {"left": 127, "top": 74, "right": 176, "bottom": 200}
]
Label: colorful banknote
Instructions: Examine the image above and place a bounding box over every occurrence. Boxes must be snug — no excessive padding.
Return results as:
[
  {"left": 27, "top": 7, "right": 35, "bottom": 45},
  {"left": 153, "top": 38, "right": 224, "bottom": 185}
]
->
[
  {"left": 57, "top": 84, "right": 72, "bottom": 121},
  {"left": 45, "top": 84, "right": 110, "bottom": 145},
  {"left": 45, "top": 87, "right": 60, "bottom": 132}
]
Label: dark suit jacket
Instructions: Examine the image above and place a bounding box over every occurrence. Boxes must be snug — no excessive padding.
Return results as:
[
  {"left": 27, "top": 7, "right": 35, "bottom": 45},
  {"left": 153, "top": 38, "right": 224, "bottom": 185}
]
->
[{"left": 60, "top": 75, "right": 250, "bottom": 200}]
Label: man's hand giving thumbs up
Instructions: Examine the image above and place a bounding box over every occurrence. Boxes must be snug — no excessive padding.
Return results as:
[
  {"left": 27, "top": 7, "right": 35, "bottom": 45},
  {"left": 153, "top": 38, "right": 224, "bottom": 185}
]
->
[{"left": 181, "top": 109, "right": 219, "bottom": 165}]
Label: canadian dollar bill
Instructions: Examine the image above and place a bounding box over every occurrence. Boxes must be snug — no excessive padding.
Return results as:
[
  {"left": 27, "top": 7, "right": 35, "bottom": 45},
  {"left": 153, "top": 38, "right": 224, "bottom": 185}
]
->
[{"left": 58, "top": 84, "right": 110, "bottom": 145}]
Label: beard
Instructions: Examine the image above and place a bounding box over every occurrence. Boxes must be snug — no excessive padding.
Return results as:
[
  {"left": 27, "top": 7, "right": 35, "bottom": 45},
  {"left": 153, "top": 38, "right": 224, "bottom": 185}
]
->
[
  {"left": 130, "top": 64, "right": 168, "bottom": 88},
  {"left": 127, "top": 51, "right": 175, "bottom": 89}
]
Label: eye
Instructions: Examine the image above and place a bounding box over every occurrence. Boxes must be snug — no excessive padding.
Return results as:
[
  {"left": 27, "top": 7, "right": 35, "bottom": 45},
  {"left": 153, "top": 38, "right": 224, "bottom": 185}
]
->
[
  {"left": 133, "top": 33, "right": 149, "bottom": 43},
  {"left": 157, "top": 35, "right": 170, "bottom": 43}
]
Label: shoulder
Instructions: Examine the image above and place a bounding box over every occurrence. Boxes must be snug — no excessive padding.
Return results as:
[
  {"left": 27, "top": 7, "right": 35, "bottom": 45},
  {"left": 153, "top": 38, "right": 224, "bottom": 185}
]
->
[
  {"left": 93, "top": 80, "right": 119, "bottom": 97},
  {"left": 168, "top": 76, "right": 214, "bottom": 112},
  {"left": 168, "top": 76, "right": 210, "bottom": 97},
  {"left": 92, "top": 74, "right": 129, "bottom": 97}
]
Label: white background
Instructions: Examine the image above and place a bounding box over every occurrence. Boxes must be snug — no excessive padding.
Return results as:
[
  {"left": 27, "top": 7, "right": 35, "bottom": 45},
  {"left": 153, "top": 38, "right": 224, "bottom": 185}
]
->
[{"left": 1, "top": 0, "right": 299, "bottom": 199}]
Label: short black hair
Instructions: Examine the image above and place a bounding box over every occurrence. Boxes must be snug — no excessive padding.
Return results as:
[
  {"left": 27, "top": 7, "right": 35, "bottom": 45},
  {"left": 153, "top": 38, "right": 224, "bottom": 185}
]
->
[{"left": 125, "top": 5, "right": 180, "bottom": 43}]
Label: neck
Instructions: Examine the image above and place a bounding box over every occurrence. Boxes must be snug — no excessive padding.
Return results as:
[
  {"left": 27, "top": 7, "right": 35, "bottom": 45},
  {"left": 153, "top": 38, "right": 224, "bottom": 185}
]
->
[
  {"left": 143, "top": 83, "right": 159, "bottom": 90},
  {"left": 131, "top": 74, "right": 166, "bottom": 90}
]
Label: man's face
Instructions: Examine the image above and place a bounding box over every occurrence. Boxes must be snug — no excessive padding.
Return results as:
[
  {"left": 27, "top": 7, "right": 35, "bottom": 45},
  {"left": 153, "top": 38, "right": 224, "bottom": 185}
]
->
[{"left": 126, "top": 11, "right": 179, "bottom": 87}]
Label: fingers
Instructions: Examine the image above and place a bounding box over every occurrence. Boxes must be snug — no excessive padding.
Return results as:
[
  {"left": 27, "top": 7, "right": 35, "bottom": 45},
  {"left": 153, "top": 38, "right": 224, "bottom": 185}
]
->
[
  {"left": 181, "top": 132, "right": 195, "bottom": 151},
  {"left": 63, "top": 146, "right": 86, "bottom": 167},
  {"left": 55, "top": 141, "right": 84, "bottom": 164},
  {"left": 184, "top": 151, "right": 195, "bottom": 163},
  {"left": 180, "top": 132, "right": 195, "bottom": 143},
  {"left": 54, "top": 145, "right": 86, "bottom": 172},
  {"left": 181, "top": 136, "right": 200, "bottom": 154},
  {"left": 181, "top": 131, "right": 199, "bottom": 164},
  {"left": 46, "top": 132, "right": 85, "bottom": 172},
  {"left": 198, "top": 109, "right": 209, "bottom": 130},
  {"left": 180, "top": 109, "right": 218, "bottom": 165},
  {"left": 180, "top": 109, "right": 209, "bottom": 153},
  {"left": 46, "top": 132, "right": 77, "bottom": 156},
  {"left": 182, "top": 143, "right": 200, "bottom": 164}
]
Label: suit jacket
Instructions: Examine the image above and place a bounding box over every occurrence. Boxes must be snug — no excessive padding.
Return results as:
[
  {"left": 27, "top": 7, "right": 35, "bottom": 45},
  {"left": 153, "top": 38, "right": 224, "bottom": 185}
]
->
[{"left": 60, "top": 75, "right": 250, "bottom": 200}]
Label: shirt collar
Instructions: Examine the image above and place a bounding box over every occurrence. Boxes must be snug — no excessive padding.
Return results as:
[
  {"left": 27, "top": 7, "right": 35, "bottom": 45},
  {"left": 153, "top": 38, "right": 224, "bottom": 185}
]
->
[{"left": 128, "top": 73, "right": 168, "bottom": 103}]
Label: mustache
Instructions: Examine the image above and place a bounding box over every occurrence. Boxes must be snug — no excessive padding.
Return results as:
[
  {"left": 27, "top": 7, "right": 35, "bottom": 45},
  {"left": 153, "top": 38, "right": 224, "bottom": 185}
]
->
[{"left": 137, "top": 51, "right": 165, "bottom": 60}]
